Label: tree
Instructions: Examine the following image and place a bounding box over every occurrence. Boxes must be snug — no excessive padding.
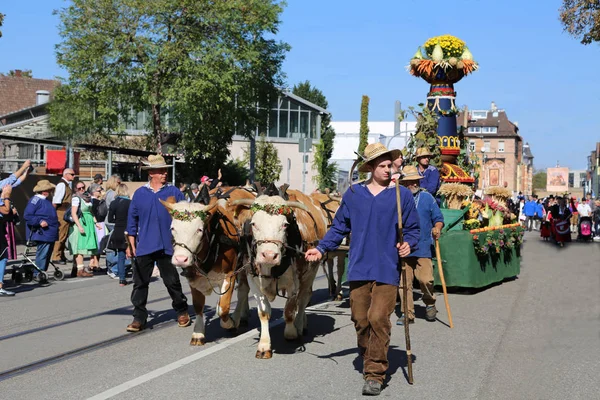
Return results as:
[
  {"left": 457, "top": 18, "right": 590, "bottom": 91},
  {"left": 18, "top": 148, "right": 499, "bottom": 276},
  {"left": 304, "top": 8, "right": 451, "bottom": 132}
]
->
[
  {"left": 5, "top": 69, "right": 33, "bottom": 77},
  {"left": 403, "top": 104, "right": 441, "bottom": 167},
  {"left": 221, "top": 159, "right": 249, "bottom": 186},
  {"left": 244, "top": 134, "right": 282, "bottom": 184},
  {"left": 0, "top": 13, "right": 5, "bottom": 38},
  {"left": 292, "top": 80, "right": 337, "bottom": 191},
  {"left": 52, "top": 0, "right": 289, "bottom": 165},
  {"left": 533, "top": 171, "right": 547, "bottom": 189},
  {"left": 560, "top": 0, "right": 600, "bottom": 44},
  {"left": 358, "top": 95, "right": 370, "bottom": 180}
]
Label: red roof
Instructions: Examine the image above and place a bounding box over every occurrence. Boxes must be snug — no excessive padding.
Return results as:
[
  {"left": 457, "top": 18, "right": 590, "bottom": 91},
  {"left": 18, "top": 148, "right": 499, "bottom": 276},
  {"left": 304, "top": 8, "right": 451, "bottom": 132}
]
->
[{"left": 0, "top": 74, "right": 60, "bottom": 117}]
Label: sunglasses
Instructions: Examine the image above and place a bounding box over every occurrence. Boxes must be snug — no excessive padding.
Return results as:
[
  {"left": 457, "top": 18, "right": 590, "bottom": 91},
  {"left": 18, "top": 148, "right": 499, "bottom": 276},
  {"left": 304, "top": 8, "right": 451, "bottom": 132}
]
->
[
  {"left": 66, "top": 173, "right": 75, "bottom": 176},
  {"left": 76, "top": 187, "right": 85, "bottom": 190}
]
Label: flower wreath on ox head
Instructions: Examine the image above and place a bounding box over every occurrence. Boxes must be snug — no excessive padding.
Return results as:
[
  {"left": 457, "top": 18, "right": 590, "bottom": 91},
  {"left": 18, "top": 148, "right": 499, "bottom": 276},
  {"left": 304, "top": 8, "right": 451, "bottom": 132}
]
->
[
  {"left": 250, "top": 203, "right": 293, "bottom": 216},
  {"left": 169, "top": 209, "right": 208, "bottom": 222}
]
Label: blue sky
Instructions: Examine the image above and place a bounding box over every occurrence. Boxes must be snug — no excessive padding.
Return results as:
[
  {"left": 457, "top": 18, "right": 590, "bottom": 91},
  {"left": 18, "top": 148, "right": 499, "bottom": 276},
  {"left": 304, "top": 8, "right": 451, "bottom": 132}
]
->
[{"left": 0, "top": 0, "right": 598, "bottom": 170}]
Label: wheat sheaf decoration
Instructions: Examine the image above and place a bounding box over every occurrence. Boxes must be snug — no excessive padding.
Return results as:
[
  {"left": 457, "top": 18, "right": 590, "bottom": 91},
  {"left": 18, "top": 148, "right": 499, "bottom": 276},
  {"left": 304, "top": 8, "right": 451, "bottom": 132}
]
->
[
  {"left": 250, "top": 204, "right": 293, "bottom": 216},
  {"left": 169, "top": 209, "right": 208, "bottom": 222}
]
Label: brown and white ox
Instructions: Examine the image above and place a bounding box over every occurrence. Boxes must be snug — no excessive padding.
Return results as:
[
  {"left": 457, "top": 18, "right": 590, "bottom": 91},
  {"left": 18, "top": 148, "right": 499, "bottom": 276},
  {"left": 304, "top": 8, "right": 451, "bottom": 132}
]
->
[
  {"left": 233, "top": 192, "right": 327, "bottom": 359},
  {"left": 161, "top": 188, "right": 255, "bottom": 346},
  {"left": 307, "top": 192, "right": 348, "bottom": 301}
]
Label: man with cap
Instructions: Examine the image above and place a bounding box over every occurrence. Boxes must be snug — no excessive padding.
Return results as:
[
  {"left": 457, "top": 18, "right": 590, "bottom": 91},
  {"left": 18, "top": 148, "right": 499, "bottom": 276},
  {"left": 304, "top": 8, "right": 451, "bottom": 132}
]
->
[
  {"left": 52, "top": 168, "right": 76, "bottom": 264},
  {"left": 415, "top": 147, "right": 440, "bottom": 197},
  {"left": 396, "top": 165, "right": 444, "bottom": 325},
  {"left": 200, "top": 168, "right": 222, "bottom": 190},
  {"left": 305, "top": 143, "right": 420, "bottom": 396},
  {"left": 126, "top": 155, "right": 190, "bottom": 332},
  {"left": 24, "top": 180, "right": 59, "bottom": 277}
]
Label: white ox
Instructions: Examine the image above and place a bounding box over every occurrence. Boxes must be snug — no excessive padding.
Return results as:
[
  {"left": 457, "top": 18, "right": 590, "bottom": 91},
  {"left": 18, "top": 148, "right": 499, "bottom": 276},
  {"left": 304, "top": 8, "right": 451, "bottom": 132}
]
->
[{"left": 233, "top": 194, "right": 324, "bottom": 359}]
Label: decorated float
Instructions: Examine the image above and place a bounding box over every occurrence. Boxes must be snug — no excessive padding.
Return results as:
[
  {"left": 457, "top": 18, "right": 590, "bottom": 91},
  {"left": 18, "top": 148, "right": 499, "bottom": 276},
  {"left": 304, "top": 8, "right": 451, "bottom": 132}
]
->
[{"left": 407, "top": 35, "right": 523, "bottom": 289}]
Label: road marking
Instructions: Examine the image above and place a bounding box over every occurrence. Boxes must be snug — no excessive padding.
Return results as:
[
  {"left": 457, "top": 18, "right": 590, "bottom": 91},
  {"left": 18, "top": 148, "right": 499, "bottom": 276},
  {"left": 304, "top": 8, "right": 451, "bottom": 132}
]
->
[{"left": 87, "top": 300, "right": 336, "bottom": 400}]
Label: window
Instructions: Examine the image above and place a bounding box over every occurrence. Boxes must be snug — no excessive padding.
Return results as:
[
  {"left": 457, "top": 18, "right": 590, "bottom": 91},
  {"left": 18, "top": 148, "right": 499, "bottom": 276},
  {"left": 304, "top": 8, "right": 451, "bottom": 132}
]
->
[
  {"left": 498, "top": 140, "right": 505, "bottom": 152},
  {"left": 469, "top": 140, "right": 476, "bottom": 152},
  {"left": 471, "top": 111, "right": 487, "bottom": 119},
  {"left": 483, "top": 141, "right": 491, "bottom": 152},
  {"left": 468, "top": 126, "right": 481, "bottom": 133},
  {"left": 482, "top": 127, "right": 497, "bottom": 134}
]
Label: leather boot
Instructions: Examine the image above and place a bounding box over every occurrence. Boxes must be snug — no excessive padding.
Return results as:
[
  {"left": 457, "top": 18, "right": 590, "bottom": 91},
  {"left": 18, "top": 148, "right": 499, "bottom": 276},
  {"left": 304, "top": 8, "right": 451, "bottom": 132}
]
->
[{"left": 77, "top": 269, "right": 93, "bottom": 278}]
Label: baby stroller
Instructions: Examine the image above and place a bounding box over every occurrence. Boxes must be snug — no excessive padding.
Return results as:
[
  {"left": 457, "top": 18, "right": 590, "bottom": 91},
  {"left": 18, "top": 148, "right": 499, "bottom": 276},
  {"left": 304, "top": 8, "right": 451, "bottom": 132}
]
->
[
  {"left": 577, "top": 216, "right": 593, "bottom": 242},
  {"left": 11, "top": 233, "right": 65, "bottom": 285}
]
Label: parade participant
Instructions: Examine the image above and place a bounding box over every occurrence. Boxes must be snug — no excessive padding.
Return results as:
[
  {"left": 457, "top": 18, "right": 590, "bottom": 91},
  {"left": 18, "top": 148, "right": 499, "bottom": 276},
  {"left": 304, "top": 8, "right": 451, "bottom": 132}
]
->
[
  {"left": 200, "top": 168, "right": 222, "bottom": 190},
  {"left": 23, "top": 180, "right": 59, "bottom": 279},
  {"left": 126, "top": 154, "right": 190, "bottom": 333},
  {"left": 569, "top": 196, "right": 579, "bottom": 232},
  {"left": 523, "top": 195, "right": 537, "bottom": 232},
  {"left": 534, "top": 198, "right": 545, "bottom": 231},
  {"left": 396, "top": 165, "right": 443, "bottom": 325},
  {"left": 2, "top": 167, "right": 29, "bottom": 261},
  {"left": 390, "top": 151, "right": 404, "bottom": 182},
  {"left": 0, "top": 184, "right": 16, "bottom": 296},
  {"left": 576, "top": 198, "right": 591, "bottom": 218},
  {"left": 51, "top": 168, "right": 75, "bottom": 264},
  {"left": 305, "top": 143, "right": 420, "bottom": 396},
  {"left": 415, "top": 147, "right": 440, "bottom": 197},
  {"left": 186, "top": 183, "right": 201, "bottom": 203},
  {"left": 107, "top": 184, "right": 131, "bottom": 286},
  {"left": 67, "top": 182, "right": 97, "bottom": 277},
  {"left": 90, "top": 183, "right": 107, "bottom": 262},
  {"left": 594, "top": 200, "right": 600, "bottom": 239},
  {"left": 0, "top": 159, "right": 31, "bottom": 190},
  {"left": 103, "top": 174, "right": 121, "bottom": 211},
  {"left": 549, "top": 196, "right": 572, "bottom": 247}
]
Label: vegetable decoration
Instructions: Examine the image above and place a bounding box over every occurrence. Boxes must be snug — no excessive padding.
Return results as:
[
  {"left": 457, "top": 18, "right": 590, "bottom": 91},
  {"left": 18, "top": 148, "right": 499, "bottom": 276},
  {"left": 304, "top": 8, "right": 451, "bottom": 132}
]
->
[
  {"left": 408, "top": 34, "right": 479, "bottom": 82},
  {"left": 250, "top": 203, "right": 293, "bottom": 216}
]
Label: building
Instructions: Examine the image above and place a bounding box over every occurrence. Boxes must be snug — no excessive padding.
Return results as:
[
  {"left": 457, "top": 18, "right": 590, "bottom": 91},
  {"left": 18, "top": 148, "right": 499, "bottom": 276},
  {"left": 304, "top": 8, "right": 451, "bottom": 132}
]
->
[
  {"left": 568, "top": 169, "right": 587, "bottom": 189},
  {"left": 459, "top": 102, "right": 533, "bottom": 195},
  {"left": 586, "top": 142, "right": 600, "bottom": 197}
]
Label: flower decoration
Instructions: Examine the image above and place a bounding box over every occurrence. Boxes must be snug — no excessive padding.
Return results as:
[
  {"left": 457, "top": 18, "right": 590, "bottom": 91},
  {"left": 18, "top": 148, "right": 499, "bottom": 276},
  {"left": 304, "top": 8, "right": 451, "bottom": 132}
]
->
[
  {"left": 169, "top": 209, "right": 208, "bottom": 222},
  {"left": 464, "top": 219, "right": 480, "bottom": 231},
  {"left": 424, "top": 35, "right": 465, "bottom": 58},
  {"left": 250, "top": 203, "right": 293, "bottom": 216}
]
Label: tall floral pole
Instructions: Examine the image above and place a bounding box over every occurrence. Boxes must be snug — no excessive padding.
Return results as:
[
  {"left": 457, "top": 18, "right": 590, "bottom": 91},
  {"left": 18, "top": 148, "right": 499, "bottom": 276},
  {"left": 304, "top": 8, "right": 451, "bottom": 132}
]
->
[{"left": 408, "top": 35, "right": 478, "bottom": 183}]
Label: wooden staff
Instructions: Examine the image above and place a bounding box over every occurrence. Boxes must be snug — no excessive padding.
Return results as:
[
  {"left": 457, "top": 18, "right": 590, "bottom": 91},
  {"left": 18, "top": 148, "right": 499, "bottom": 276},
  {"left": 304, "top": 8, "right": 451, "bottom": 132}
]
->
[
  {"left": 395, "top": 179, "right": 414, "bottom": 384},
  {"left": 435, "top": 238, "right": 454, "bottom": 328}
]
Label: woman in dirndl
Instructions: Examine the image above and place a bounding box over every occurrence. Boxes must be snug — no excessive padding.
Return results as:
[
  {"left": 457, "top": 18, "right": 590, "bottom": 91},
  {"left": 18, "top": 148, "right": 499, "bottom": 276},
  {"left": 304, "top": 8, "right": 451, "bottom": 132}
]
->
[
  {"left": 67, "top": 182, "right": 99, "bottom": 276},
  {"left": 549, "top": 197, "right": 572, "bottom": 247}
]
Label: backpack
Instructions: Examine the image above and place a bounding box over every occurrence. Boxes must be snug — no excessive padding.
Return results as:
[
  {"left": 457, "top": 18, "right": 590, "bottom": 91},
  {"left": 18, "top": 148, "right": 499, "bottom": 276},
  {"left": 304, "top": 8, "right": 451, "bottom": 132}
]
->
[
  {"left": 95, "top": 199, "right": 108, "bottom": 222},
  {"left": 63, "top": 201, "right": 83, "bottom": 224}
]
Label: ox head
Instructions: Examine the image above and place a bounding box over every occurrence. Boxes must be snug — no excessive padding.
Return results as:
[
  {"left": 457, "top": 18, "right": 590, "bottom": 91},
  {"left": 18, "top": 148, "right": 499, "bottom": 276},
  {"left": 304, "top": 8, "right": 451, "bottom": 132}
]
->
[
  {"left": 232, "top": 195, "right": 307, "bottom": 270},
  {"left": 160, "top": 198, "right": 217, "bottom": 268}
]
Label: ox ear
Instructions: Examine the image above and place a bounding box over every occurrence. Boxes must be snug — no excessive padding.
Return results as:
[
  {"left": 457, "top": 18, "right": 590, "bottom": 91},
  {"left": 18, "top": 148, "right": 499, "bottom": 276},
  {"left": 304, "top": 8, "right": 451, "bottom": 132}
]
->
[
  {"left": 198, "top": 185, "right": 211, "bottom": 205},
  {"left": 160, "top": 197, "right": 176, "bottom": 211},
  {"left": 278, "top": 184, "right": 290, "bottom": 200}
]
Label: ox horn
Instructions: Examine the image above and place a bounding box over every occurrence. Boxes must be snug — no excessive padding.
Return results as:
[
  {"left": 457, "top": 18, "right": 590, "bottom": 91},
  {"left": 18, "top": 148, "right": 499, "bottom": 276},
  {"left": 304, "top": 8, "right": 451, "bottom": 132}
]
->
[
  {"left": 159, "top": 198, "right": 176, "bottom": 210},
  {"left": 231, "top": 199, "right": 255, "bottom": 207},
  {"left": 203, "top": 203, "right": 218, "bottom": 213},
  {"left": 285, "top": 201, "right": 309, "bottom": 211}
]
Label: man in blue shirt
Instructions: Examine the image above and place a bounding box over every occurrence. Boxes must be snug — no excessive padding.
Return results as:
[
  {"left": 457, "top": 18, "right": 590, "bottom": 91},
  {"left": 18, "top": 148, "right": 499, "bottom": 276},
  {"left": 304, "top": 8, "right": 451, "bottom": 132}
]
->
[
  {"left": 415, "top": 147, "right": 440, "bottom": 197},
  {"left": 396, "top": 166, "right": 444, "bottom": 325},
  {"left": 23, "top": 180, "right": 59, "bottom": 279},
  {"left": 126, "top": 155, "right": 189, "bottom": 332},
  {"left": 306, "top": 143, "right": 420, "bottom": 396},
  {"left": 523, "top": 195, "right": 537, "bottom": 232}
]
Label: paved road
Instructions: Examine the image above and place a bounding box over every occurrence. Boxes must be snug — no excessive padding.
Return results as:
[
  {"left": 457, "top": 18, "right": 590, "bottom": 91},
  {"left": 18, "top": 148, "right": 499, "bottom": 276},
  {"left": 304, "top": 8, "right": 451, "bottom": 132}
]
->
[{"left": 0, "top": 232, "right": 598, "bottom": 399}]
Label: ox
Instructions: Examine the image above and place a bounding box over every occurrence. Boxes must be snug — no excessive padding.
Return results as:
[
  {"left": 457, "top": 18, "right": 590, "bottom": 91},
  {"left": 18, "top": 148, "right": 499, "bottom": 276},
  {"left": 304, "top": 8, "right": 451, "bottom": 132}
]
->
[
  {"left": 308, "top": 192, "right": 348, "bottom": 301},
  {"left": 161, "top": 187, "right": 255, "bottom": 346},
  {"left": 233, "top": 191, "right": 327, "bottom": 359}
]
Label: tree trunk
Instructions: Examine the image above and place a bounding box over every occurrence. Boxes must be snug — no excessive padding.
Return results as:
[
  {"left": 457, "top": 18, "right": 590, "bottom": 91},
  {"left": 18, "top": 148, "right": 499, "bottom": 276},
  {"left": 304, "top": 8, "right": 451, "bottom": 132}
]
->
[{"left": 152, "top": 103, "right": 162, "bottom": 154}]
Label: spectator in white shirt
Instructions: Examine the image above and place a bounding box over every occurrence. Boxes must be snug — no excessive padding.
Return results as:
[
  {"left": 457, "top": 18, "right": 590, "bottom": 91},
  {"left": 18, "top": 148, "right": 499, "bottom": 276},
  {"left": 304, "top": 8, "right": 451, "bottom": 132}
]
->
[{"left": 576, "top": 199, "right": 592, "bottom": 218}]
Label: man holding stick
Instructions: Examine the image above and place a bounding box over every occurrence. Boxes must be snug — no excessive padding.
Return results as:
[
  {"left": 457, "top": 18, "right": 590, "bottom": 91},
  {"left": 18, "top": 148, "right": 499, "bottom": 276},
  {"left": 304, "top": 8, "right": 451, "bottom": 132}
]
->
[
  {"left": 396, "top": 165, "right": 444, "bottom": 325},
  {"left": 306, "top": 143, "right": 420, "bottom": 396}
]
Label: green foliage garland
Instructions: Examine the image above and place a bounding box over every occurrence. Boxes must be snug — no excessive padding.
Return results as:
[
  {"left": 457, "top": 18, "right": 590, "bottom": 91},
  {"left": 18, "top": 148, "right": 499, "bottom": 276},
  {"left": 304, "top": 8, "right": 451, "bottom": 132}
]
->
[
  {"left": 250, "top": 203, "right": 292, "bottom": 216},
  {"left": 358, "top": 95, "right": 370, "bottom": 180},
  {"left": 402, "top": 104, "right": 441, "bottom": 167},
  {"left": 170, "top": 209, "right": 208, "bottom": 222}
]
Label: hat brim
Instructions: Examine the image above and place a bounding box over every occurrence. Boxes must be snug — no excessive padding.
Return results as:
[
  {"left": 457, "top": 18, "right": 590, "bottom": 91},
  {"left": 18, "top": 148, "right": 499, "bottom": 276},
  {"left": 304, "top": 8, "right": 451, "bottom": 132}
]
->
[
  {"left": 357, "top": 149, "right": 402, "bottom": 173},
  {"left": 416, "top": 153, "right": 433, "bottom": 158},
  {"left": 33, "top": 185, "right": 56, "bottom": 192},
  {"left": 141, "top": 163, "right": 173, "bottom": 170},
  {"left": 398, "top": 174, "right": 424, "bottom": 182}
]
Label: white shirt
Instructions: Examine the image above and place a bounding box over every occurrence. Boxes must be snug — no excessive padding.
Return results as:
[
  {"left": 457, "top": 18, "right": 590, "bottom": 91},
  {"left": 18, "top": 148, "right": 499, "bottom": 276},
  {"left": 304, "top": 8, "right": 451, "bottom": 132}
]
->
[
  {"left": 52, "top": 179, "right": 72, "bottom": 205},
  {"left": 576, "top": 203, "right": 592, "bottom": 217}
]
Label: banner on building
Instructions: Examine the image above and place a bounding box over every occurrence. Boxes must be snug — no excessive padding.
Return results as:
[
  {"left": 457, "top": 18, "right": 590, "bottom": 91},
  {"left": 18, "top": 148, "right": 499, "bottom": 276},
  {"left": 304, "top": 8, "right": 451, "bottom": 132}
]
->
[{"left": 546, "top": 167, "right": 569, "bottom": 192}]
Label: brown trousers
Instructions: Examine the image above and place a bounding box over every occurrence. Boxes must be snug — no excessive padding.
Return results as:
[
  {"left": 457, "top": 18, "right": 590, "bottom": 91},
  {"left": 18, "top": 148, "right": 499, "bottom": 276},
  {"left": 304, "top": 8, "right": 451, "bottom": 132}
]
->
[
  {"left": 52, "top": 209, "right": 70, "bottom": 262},
  {"left": 399, "top": 257, "right": 436, "bottom": 320},
  {"left": 349, "top": 281, "right": 398, "bottom": 383}
]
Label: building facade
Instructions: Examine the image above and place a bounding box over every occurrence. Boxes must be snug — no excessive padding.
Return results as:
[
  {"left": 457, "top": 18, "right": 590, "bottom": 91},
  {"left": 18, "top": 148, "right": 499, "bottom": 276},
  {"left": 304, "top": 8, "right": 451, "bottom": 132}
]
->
[
  {"left": 460, "top": 102, "right": 534, "bottom": 195},
  {"left": 586, "top": 142, "right": 600, "bottom": 197}
]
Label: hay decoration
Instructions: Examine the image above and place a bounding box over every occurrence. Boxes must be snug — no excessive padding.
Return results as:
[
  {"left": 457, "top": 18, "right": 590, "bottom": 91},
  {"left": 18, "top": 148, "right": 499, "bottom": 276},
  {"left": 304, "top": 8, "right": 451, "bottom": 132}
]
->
[
  {"left": 439, "top": 183, "right": 474, "bottom": 210},
  {"left": 485, "top": 186, "right": 512, "bottom": 207}
]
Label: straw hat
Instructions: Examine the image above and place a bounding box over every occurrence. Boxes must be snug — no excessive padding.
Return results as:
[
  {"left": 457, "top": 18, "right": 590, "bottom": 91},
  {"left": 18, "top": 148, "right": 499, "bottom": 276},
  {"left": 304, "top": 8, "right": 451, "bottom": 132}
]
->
[
  {"left": 415, "top": 147, "right": 433, "bottom": 158},
  {"left": 33, "top": 180, "right": 56, "bottom": 193},
  {"left": 141, "top": 154, "right": 172, "bottom": 170},
  {"left": 398, "top": 165, "right": 424, "bottom": 182},
  {"left": 357, "top": 143, "right": 402, "bottom": 173}
]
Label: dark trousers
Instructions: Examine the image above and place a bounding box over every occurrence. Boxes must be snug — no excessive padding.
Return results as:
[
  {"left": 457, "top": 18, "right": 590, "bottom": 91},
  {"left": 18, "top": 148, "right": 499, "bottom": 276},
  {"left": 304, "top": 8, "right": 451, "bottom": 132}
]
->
[
  {"left": 525, "top": 216, "right": 534, "bottom": 231},
  {"left": 131, "top": 251, "right": 188, "bottom": 323},
  {"left": 349, "top": 281, "right": 398, "bottom": 384}
]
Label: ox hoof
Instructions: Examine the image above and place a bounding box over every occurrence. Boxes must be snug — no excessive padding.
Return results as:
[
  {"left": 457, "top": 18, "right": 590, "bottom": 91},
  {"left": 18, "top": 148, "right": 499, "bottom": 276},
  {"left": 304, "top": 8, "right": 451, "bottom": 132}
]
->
[
  {"left": 190, "top": 333, "right": 206, "bottom": 346},
  {"left": 335, "top": 294, "right": 343, "bottom": 301},
  {"left": 255, "top": 350, "right": 273, "bottom": 359},
  {"left": 220, "top": 318, "right": 235, "bottom": 330}
]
